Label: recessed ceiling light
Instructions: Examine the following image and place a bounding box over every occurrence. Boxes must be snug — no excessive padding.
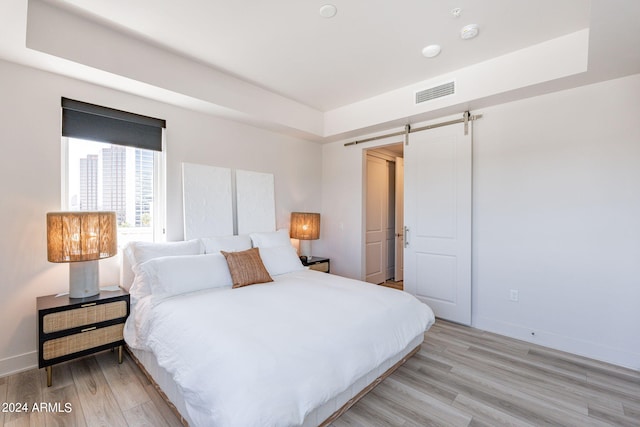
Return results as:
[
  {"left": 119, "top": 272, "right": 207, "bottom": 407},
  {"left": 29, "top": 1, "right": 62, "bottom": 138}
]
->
[
  {"left": 422, "top": 44, "right": 441, "bottom": 58},
  {"left": 461, "top": 24, "right": 479, "bottom": 40},
  {"left": 319, "top": 4, "right": 337, "bottom": 18}
]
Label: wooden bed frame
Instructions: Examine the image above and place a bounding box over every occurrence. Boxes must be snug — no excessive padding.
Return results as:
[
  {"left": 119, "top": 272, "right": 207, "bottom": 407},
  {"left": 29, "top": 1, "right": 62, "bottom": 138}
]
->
[{"left": 126, "top": 344, "right": 421, "bottom": 426}]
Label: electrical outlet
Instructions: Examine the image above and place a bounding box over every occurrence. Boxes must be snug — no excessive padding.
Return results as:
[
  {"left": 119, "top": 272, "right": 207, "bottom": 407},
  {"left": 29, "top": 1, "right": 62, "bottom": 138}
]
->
[{"left": 509, "top": 289, "right": 519, "bottom": 302}]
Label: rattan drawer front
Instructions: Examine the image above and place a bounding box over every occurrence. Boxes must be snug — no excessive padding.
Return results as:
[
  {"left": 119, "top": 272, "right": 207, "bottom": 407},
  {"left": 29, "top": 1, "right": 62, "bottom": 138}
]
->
[
  {"left": 309, "top": 262, "right": 329, "bottom": 273},
  {"left": 43, "top": 301, "right": 127, "bottom": 333},
  {"left": 42, "top": 324, "right": 124, "bottom": 360}
]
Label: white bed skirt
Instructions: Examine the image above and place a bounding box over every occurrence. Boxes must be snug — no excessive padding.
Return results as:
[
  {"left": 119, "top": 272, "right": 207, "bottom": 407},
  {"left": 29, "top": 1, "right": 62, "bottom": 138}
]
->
[{"left": 128, "top": 332, "right": 425, "bottom": 426}]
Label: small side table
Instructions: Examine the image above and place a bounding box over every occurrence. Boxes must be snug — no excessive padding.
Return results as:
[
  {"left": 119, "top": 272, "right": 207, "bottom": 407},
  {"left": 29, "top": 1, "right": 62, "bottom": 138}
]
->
[
  {"left": 37, "top": 288, "right": 130, "bottom": 387},
  {"left": 301, "top": 256, "right": 330, "bottom": 273}
]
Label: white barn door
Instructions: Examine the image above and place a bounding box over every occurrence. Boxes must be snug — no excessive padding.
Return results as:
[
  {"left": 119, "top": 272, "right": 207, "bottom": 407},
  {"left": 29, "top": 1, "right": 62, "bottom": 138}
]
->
[{"left": 404, "top": 123, "right": 472, "bottom": 325}]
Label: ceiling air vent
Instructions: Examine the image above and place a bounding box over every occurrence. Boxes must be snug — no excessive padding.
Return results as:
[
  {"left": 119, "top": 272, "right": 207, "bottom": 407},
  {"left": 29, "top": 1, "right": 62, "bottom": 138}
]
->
[{"left": 415, "top": 81, "right": 455, "bottom": 104}]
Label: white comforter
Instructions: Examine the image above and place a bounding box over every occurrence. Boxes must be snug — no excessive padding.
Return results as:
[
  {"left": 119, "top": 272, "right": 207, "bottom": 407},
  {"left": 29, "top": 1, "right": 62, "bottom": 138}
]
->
[{"left": 132, "top": 270, "right": 435, "bottom": 426}]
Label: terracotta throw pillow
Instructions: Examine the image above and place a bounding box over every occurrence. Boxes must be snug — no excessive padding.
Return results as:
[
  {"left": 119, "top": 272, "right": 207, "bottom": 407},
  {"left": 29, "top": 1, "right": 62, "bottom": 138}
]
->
[{"left": 221, "top": 248, "right": 273, "bottom": 288}]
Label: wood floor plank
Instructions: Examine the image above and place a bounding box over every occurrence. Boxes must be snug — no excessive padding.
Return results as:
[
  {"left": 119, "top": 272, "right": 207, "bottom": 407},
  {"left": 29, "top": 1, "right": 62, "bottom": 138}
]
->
[
  {"left": 4, "top": 369, "right": 45, "bottom": 426},
  {"left": 430, "top": 322, "right": 531, "bottom": 357},
  {"left": 331, "top": 404, "right": 387, "bottom": 427},
  {"left": 95, "top": 351, "right": 150, "bottom": 411},
  {"left": 528, "top": 346, "right": 640, "bottom": 381},
  {"left": 371, "top": 377, "right": 472, "bottom": 426},
  {"left": 588, "top": 401, "right": 640, "bottom": 427},
  {"left": 141, "top": 382, "right": 185, "bottom": 427},
  {"left": 42, "top": 384, "right": 86, "bottom": 427},
  {"left": 587, "top": 370, "right": 640, "bottom": 398},
  {"left": 392, "top": 365, "right": 458, "bottom": 405},
  {"left": 623, "top": 403, "right": 640, "bottom": 419},
  {"left": 346, "top": 395, "right": 410, "bottom": 427},
  {"left": 123, "top": 400, "right": 171, "bottom": 427},
  {"left": 69, "top": 356, "right": 127, "bottom": 427},
  {"left": 465, "top": 343, "right": 589, "bottom": 382},
  {"left": 451, "top": 393, "right": 535, "bottom": 427},
  {"left": 2, "top": 415, "right": 31, "bottom": 427},
  {"left": 419, "top": 333, "right": 468, "bottom": 355}
]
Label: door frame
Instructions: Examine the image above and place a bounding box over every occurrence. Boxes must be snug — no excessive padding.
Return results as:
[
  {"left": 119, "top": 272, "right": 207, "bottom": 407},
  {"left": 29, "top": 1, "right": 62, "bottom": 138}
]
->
[
  {"left": 362, "top": 143, "right": 404, "bottom": 283},
  {"left": 394, "top": 156, "right": 404, "bottom": 282}
]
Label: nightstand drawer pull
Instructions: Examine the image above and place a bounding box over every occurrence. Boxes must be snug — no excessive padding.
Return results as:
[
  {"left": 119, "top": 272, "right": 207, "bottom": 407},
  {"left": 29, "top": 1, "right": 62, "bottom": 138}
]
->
[
  {"left": 81, "top": 303, "right": 97, "bottom": 308},
  {"left": 43, "top": 300, "right": 127, "bottom": 333},
  {"left": 81, "top": 326, "right": 96, "bottom": 333}
]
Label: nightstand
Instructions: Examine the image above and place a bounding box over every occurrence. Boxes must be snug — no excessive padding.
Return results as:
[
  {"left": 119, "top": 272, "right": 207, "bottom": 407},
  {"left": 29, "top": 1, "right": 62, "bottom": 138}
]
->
[
  {"left": 37, "top": 288, "right": 130, "bottom": 387},
  {"left": 301, "top": 256, "right": 330, "bottom": 273}
]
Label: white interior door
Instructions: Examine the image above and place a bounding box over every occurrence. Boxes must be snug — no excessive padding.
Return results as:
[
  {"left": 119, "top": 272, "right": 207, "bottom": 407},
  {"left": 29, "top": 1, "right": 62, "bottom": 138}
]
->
[
  {"left": 404, "top": 123, "right": 472, "bottom": 325},
  {"left": 365, "top": 155, "right": 387, "bottom": 284},
  {"left": 394, "top": 157, "right": 404, "bottom": 282}
]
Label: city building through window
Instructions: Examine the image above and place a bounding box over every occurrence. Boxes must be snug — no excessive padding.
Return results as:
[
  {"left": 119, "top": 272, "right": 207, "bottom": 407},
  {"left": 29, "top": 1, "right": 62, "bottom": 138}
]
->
[{"left": 64, "top": 138, "right": 162, "bottom": 245}]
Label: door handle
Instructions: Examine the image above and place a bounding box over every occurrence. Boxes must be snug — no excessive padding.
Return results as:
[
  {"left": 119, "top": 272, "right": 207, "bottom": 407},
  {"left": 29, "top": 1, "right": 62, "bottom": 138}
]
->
[{"left": 404, "top": 226, "right": 409, "bottom": 248}]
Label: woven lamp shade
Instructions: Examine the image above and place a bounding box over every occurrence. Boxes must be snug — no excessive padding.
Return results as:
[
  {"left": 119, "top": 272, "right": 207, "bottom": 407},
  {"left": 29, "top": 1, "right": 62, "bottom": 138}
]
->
[
  {"left": 290, "top": 212, "right": 320, "bottom": 240},
  {"left": 47, "top": 211, "right": 117, "bottom": 263}
]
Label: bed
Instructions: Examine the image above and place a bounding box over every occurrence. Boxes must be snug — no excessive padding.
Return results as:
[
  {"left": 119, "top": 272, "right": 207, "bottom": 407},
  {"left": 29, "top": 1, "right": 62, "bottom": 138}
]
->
[{"left": 121, "top": 231, "right": 435, "bottom": 426}]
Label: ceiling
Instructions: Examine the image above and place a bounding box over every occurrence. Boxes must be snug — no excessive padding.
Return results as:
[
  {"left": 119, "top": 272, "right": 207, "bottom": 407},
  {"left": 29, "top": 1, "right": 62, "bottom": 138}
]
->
[
  {"left": 41, "top": 0, "right": 590, "bottom": 111},
  {"left": 1, "top": 0, "right": 639, "bottom": 141}
]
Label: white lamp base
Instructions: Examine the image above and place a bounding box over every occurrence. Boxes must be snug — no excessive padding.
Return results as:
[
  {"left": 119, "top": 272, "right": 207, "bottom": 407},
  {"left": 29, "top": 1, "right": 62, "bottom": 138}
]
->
[
  {"left": 299, "top": 240, "right": 313, "bottom": 260},
  {"left": 69, "top": 260, "right": 100, "bottom": 298}
]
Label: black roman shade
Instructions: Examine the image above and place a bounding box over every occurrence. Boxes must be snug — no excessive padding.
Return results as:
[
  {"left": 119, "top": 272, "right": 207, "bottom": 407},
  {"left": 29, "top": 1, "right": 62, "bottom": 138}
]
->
[{"left": 61, "top": 98, "right": 166, "bottom": 151}]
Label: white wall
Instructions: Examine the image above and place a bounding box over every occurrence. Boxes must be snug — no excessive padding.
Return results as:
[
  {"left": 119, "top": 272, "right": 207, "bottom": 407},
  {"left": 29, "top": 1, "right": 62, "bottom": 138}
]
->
[
  {"left": 472, "top": 74, "right": 640, "bottom": 369},
  {"left": 321, "top": 73, "right": 640, "bottom": 369},
  {"left": 0, "top": 59, "right": 322, "bottom": 376}
]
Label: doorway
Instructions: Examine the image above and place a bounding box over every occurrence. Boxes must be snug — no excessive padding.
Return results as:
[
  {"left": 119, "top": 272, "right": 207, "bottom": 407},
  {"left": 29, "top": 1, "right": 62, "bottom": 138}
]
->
[{"left": 364, "top": 143, "right": 404, "bottom": 289}]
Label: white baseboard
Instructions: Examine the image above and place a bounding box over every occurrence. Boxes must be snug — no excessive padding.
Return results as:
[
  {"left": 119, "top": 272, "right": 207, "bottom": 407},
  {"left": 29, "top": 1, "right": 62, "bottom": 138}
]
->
[
  {"left": 0, "top": 351, "right": 38, "bottom": 378},
  {"left": 473, "top": 316, "right": 640, "bottom": 371}
]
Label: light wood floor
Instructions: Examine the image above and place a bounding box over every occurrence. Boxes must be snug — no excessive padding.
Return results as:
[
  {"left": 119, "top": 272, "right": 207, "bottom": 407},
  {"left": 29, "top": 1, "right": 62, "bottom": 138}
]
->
[
  {"left": 381, "top": 280, "right": 403, "bottom": 291},
  {"left": 2, "top": 321, "right": 639, "bottom": 426}
]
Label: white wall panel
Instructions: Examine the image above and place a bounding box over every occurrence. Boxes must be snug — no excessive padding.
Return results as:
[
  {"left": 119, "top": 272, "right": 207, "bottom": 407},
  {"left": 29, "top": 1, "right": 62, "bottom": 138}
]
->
[
  {"left": 182, "top": 163, "right": 233, "bottom": 240},
  {"left": 236, "top": 169, "right": 276, "bottom": 234}
]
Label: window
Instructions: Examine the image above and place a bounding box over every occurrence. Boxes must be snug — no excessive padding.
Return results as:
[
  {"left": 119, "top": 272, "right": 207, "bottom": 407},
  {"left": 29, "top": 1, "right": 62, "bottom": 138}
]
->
[{"left": 61, "top": 98, "right": 166, "bottom": 246}]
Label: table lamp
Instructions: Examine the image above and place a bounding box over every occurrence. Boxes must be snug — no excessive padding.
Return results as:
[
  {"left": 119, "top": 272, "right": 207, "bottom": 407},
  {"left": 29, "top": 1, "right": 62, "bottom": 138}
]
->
[
  {"left": 290, "top": 212, "right": 320, "bottom": 261},
  {"left": 47, "top": 211, "right": 117, "bottom": 298}
]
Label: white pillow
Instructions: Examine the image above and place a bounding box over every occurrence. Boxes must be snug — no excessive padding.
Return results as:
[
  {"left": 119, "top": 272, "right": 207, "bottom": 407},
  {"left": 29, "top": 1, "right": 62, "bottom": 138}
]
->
[
  {"left": 120, "top": 239, "right": 205, "bottom": 291},
  {"left": 135, "top": 253, "right": 232, "bottom": 302},
  {"left": 258, "top": 245, "right": 304, "bottom": 276},
  {"left": 201, "top": 235, "right": 252, "bottom": 254},
  {"left": 250, "top": 229, "right": 291, "bottom": 248},
  {"left": 130, "top": 239, "right": 205, "bottom": 264}
]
